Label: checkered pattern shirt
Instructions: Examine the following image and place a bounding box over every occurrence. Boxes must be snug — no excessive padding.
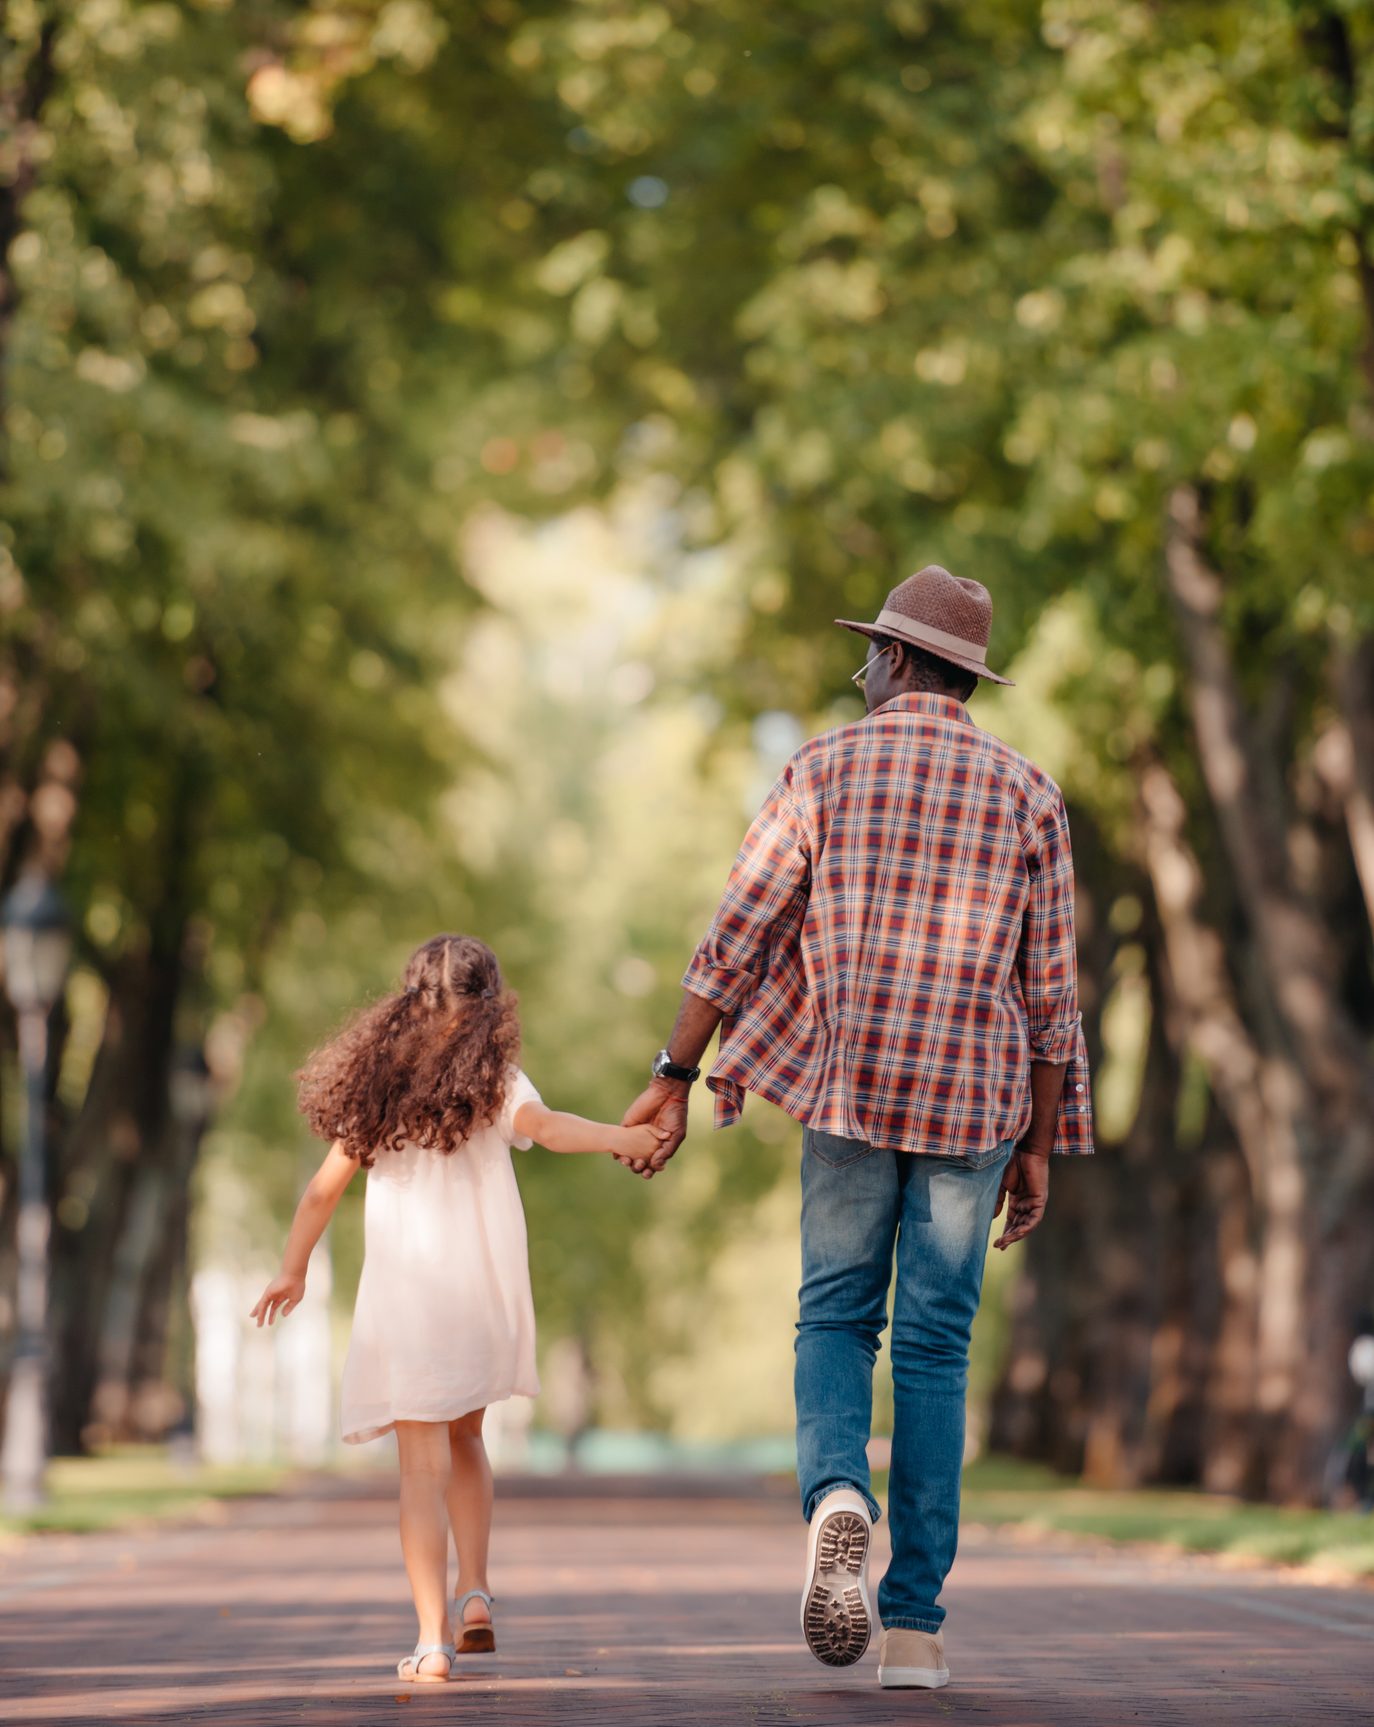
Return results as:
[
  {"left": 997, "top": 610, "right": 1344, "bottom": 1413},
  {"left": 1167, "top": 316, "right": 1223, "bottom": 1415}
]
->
[{"left": 683, "top": 693, "right": 1094, "bottom": 1157}]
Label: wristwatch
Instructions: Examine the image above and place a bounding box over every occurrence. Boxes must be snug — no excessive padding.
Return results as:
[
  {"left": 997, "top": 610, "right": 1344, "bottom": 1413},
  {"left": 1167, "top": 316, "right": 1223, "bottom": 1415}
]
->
[{"left": 652, "top": 1047, "right": 701, "bottom": 1085}]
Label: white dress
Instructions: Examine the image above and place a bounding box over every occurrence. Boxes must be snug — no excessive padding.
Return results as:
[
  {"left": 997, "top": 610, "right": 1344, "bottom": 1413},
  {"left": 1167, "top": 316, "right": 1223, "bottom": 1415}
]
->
[{"left": 339, "top": 1068, "right": 542, "bottom": 1444}]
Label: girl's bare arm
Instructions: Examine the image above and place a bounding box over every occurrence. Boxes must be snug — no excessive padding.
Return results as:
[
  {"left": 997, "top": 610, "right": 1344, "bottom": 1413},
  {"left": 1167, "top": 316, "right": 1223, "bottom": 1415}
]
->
[
  {"left": 514, "top": 1100, "right": 666, "bottom": 1162},
  {"left": 249, "top": 1141, "right": 359, "bottom": 1326}
]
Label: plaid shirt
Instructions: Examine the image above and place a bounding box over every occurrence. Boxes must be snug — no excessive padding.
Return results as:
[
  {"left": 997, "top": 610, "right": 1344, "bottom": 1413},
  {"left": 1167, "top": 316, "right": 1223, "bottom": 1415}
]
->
[{"left": 683, "top": 692, "right": 1093, "bottom": 1157}]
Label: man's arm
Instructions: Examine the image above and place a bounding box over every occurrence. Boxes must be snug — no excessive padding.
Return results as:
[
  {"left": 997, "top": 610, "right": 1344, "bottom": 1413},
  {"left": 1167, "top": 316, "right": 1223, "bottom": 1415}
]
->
[
  {"left": 996, "top": 784, "right": 1082, "bottom": 1245},
  {"left": 1017, "top": 786, "right": 1082, "bottom": 1070},
  {"left": 619, "top": 766, "right": 811, "bottom": 1177},
  {"left": 1023, "top": 1056, "right": 1069, "bottom": 1156}
]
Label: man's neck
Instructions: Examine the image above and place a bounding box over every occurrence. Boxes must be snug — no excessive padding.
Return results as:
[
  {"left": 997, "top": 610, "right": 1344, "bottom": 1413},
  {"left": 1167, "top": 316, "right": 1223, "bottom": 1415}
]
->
[{"left": 872, "top": 688, "right": 969, "bottom": 715}]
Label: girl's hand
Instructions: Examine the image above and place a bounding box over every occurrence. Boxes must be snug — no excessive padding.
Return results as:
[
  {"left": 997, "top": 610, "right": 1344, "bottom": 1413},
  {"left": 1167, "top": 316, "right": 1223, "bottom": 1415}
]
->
[
  {"left": 250, "top": 1272, "right": 306, "bottom": 1327},
  {"left": 615, "top": 1122, "right": 670, "bottom": 1170}
]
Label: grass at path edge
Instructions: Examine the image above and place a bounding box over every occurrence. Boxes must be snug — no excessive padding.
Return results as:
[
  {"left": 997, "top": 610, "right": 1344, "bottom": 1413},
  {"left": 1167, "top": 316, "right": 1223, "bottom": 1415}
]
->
[
  {"left": 7, "top": 1447, "right": 1373, "bottom": 1583},
  {"left": 941, "top": 1456, "right": 1374, "bottom": 1580},
  {"left": 0, "top": 1448, "right": 291, "bottom": 1538}
]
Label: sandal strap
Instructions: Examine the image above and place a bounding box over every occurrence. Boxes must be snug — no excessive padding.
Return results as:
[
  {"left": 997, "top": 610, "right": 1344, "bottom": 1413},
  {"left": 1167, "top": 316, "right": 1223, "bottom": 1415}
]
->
[
  {"left": 398, "top": 1641, "right": 456, "bottom": 1675},
  {"left": 455, "top": 1588, "right": 495, "bottom": 1612}
]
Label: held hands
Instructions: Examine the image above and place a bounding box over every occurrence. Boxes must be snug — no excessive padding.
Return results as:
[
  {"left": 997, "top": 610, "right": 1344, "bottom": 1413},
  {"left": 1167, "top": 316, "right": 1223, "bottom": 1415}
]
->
[
  {"left": 992, "top": 1143, "right": 1050, "bottom": 1250},
  {"left": 249, "top": 1272, "right": 306, "bottom": 1327},
  {"left": 615, "top": 1121, "right": 671, "bottom": 1169},
  {"left": 616, "top": 1077, "right": 690, "bottom": 1180}
]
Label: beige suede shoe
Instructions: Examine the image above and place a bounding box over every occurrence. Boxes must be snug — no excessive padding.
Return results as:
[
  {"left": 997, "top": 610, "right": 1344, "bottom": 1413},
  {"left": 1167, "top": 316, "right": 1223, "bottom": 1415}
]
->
[
  {"left": 877, "top": 1626, "right": 949, "bottom": 1689},
  {"left": 799, "top": 1488, "right": 873, "bottom": 1666}
]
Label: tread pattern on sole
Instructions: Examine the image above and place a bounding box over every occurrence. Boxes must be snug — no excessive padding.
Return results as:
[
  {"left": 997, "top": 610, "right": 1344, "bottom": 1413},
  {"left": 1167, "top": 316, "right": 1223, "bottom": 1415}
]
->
[{"left": 802, "top": 1510, "right": 871, "bottom": 1667}]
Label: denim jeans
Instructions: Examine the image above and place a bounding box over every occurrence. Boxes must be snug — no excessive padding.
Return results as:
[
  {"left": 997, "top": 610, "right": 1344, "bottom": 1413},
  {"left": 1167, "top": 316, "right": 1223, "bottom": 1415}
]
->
[{"left": 794, "top": 1129, "right": 1013, "bottom": 1634}]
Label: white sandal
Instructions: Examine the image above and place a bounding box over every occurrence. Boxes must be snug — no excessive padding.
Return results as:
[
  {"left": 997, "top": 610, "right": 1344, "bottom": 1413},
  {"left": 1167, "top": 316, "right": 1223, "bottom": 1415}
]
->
[
  {"left": 397, "top": 1640, "right": 456, "bottom": 1682},
  {"left": 453, "top": 1587, "right": 496, "bottom": 1654}
]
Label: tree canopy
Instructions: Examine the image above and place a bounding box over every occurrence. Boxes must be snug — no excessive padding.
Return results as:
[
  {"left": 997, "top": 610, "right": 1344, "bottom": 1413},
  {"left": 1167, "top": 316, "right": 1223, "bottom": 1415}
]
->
[{"left": 2, "top": 0, "right": 1371, "bottom": 1497}]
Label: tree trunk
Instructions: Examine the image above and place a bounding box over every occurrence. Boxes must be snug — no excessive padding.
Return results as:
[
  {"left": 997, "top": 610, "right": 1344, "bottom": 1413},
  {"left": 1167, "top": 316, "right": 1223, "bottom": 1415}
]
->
[
  {"left": 48, "top": 939, "right": 184, "bottom": 1452},
  {"left": 1084, "top": 931, "right": 1186, "bottom": 1488},
  {"left": 1138, "top": 1166, "right": 1211, "bottom": 1486},
  {"left": 1162, "top": 491, "right": 1374, "bottom": 1498},
  {"left": 1135, "top": 751, "right": 1307, "bottom": 1494},
  {"left": 989, "top": 819, "right": 1148, "bottom": 1482},
  {"left": 1164, "top": 489, "right": 1368, "bottom": 1105},
  {"left": 1197, "top": 1113, "right": 1261, "bottom": 1495},
  {"left": 92, "top": 1142, "right": 177, "bottom": 1439},
  {"left": 126, "top": 1112, "right": 205, "bottom": 1439},
  {"left": 1314, "top": 636, "right": 1374, "bottom": 934},
  {"left": 48, "top": 738, "right": 199, "bottom": 1451}
]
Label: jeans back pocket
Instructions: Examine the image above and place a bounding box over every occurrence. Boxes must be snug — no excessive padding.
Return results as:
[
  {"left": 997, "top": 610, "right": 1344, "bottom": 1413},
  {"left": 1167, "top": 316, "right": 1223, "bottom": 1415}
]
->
[{"left": 804, "top": 1129, "right": 876, "bottom": 1169}]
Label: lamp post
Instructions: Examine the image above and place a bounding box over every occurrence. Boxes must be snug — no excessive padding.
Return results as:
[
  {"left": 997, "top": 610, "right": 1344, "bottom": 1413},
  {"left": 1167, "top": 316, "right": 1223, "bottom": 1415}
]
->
[{"left": 1, "top": 872, "right": 72, "bottom": 1511}]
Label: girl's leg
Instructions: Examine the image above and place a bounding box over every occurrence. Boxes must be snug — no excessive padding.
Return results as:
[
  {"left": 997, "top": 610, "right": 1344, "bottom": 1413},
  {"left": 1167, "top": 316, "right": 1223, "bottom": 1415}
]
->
[
  {"left": 394, "top": 1420, "right": 453, "bottom": 1676},
  {"left": 446, "top": 1408, "right": 493, "bottom": 1628}
]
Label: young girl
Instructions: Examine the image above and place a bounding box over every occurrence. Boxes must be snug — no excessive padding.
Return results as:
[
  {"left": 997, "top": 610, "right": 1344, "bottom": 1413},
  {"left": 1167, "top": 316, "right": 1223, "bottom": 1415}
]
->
[{"left": 249, "top": 933, "right": 665, "bottom": 1684}]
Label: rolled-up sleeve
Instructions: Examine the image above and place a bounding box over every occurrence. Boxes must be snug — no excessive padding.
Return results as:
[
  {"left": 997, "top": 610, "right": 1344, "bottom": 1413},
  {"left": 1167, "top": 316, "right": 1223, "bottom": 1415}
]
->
[
  {"left": 1019, "top": 787, "right": 1094, "bottom": 1155},
  {"left": 1052, "top": 1025, "right": 1095, "bottom": 1156},
  {"left": 1018, "top": 786, "right": 1082, "bottom": 1064},
  {"left": 683, "top": 768, "right": 811, "bottom": 1015}
]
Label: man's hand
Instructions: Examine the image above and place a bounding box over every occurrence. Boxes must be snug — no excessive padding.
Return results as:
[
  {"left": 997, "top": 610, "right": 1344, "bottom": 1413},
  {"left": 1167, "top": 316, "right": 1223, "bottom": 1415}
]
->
[
  {"left": 992, "top": 1145, "right": 1050, "bottom": 1249},
  {"left": 616, "top": 1078, "right": 690, "bottom": 1178}
]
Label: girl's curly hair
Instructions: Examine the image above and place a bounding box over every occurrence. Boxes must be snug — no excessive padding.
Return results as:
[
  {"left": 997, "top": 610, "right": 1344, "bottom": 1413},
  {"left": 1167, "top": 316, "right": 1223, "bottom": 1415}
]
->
[{"left": 297, "top": 935, "right": 520, "bottom": 1167}]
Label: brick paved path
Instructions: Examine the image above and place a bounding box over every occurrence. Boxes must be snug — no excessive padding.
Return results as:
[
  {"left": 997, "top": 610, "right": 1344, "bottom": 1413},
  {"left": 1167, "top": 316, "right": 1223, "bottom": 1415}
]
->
[{"left": 3, "top": 1472, "right": 1373, "bottom": 1726}]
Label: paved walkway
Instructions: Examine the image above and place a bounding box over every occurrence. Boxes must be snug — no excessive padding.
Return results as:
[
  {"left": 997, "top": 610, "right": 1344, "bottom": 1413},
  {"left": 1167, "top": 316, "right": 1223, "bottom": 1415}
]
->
[{"left": 3, "top": 1472, "right": 1373, "bottom": 1725}]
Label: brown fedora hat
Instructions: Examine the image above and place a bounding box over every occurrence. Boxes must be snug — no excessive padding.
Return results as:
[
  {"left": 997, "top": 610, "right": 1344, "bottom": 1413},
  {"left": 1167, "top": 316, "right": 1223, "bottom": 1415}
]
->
[{"left": 836, "top": 565, "right": 1014, "bottom": 687}]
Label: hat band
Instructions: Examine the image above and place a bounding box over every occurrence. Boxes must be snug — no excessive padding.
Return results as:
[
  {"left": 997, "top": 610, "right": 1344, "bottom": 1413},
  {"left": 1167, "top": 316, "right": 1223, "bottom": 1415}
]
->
[{"left": 872, "top": 607, "right": 988, "bottom": 665}]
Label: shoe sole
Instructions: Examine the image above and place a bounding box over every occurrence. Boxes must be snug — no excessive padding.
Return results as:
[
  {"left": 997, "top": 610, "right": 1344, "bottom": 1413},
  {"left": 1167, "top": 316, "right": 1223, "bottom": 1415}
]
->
[
  {"left": 878, "top": 1664, "right": 949, "bottom": 1689},
  {"left": 456, "top": 1627, "right": 495, "bottom": 1655},
  {"left": 801, "top": 1507, "right": 872, "bottom": 1667}
]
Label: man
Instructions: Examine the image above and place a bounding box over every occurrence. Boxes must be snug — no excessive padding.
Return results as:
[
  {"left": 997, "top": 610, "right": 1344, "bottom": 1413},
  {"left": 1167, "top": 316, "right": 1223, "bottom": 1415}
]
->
[{"left": 622, "top": 565, "right": 1094, "bottom": 1692}]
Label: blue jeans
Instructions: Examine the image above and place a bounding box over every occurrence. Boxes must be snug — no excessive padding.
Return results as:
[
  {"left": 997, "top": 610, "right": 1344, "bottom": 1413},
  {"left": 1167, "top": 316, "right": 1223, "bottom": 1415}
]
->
[{"left": 794, "top": 1129, "right": 1012, "bottom": 1634}]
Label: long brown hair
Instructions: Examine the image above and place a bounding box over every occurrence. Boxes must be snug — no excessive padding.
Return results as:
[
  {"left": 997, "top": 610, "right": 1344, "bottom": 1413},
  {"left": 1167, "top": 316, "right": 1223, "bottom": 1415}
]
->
[{"left": 297, "top": 935, "right": 520, "bottom": 1166}]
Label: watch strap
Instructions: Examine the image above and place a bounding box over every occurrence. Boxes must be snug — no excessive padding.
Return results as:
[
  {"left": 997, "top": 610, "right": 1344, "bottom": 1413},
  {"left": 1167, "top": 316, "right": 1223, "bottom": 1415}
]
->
[{"left": 653, "top": 1048, "right": 701, "bottom": 1085}]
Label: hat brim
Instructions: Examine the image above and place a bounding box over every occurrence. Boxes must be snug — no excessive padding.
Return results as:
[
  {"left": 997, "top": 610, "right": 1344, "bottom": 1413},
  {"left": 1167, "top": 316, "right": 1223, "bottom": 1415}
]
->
[{"left": 835, "top": 617, "right": 1015, "bottom": 688}]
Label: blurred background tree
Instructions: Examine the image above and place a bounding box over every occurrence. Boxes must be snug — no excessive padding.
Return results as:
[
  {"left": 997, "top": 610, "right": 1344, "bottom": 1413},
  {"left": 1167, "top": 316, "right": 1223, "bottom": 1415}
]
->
[{"left": 1, "top": 0, "right": 1370, "bottom": 1503}]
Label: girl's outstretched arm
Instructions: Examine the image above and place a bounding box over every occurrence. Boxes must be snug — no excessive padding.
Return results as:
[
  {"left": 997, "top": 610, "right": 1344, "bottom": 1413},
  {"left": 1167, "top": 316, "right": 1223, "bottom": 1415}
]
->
[
  {"left": 249, "top": 1141, "right": 359, "bottom": 1327},
  {"left": 515, "top": 1101, "right": 666, "bottom": 1163}
]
